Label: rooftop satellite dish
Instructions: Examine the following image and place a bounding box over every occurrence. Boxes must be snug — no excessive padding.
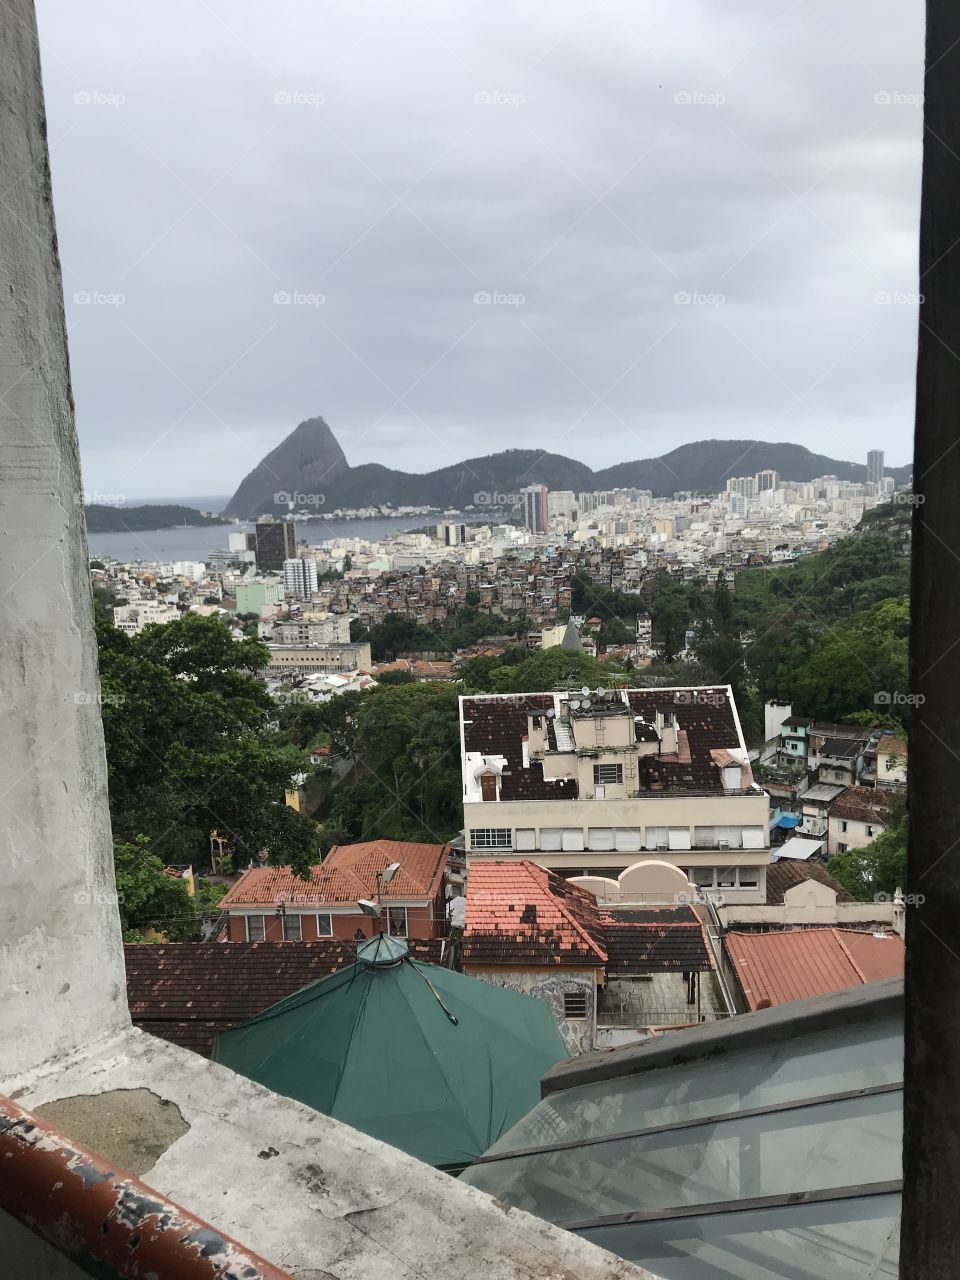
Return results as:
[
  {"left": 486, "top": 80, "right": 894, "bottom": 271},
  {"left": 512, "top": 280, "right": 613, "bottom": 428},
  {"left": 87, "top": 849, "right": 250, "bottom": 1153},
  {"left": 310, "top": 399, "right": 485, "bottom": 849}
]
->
[
  {"left": 357, "top": 899, "right": 381, "bottom": 918},
  {"left": 581, "top": 686, "right": 590, "bottom": 696},
  {"left": 569, "top": 698, "right": 580, "bottom": 710},
  {"left": 597, "top": 687, "right": 606, "bottom": 697},
  {"left": 546, "top": 708, "right": 555, "bottom": 718},
  {"left": 582, "top": 698, "right": 592, "bottom": 709},
  {"left": 381, "top": 862, "right": 401, "bottom": 885}
]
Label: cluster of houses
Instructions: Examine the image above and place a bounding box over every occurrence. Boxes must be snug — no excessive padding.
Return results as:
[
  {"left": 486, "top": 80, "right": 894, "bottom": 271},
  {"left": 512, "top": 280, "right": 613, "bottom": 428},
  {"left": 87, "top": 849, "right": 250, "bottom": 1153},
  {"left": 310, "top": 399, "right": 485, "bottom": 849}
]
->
[
  {"left": 132, "top": 684, "right": 906, "bottom": 1081},
  {"left": 759, "top": 704, "right": 906, "bottom": 859}
]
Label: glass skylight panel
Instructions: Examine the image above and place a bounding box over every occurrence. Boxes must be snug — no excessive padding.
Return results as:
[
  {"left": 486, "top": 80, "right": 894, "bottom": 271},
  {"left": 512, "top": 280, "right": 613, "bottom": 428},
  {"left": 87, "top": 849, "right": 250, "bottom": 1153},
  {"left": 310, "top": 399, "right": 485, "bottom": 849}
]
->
[
  {"left": 462, "top": 1002, "right": 903, "bottom": 1280},
  {"left": 463, "top": 1091, "right": 901, "bottom": 1222},
  {"left": 576, "top": 1194, "right": 901, "bottom": 1280},
  {"left": 478, "top": 1018, "right": 902, "bottom": 1157}
]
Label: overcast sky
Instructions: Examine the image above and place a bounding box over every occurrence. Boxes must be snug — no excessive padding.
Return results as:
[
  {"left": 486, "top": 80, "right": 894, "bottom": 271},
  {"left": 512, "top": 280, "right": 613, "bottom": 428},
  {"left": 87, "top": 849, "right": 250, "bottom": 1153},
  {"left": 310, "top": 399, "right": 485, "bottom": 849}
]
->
[{"left": 36, "top": 0, "right": 924, "bottom": 499}]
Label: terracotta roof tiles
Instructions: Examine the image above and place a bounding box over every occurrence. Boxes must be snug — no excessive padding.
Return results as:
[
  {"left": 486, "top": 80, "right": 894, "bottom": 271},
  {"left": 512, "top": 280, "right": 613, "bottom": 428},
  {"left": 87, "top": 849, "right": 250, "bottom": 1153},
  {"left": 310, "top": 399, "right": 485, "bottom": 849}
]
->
[
  {"left": 463, "top": 860, "right": 607, "bottom": 966},
  {"left": 219, "top": 840, "right": 449, "bottom": 909},
  {"left": 725, "top": 928, "right": 904, "bottom": 1010}
]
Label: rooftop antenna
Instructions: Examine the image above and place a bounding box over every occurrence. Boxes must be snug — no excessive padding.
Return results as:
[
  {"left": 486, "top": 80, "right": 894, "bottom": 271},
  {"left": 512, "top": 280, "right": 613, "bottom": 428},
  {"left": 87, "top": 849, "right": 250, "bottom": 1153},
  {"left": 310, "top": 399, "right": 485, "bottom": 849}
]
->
[{"left": 357, "top": 862, "right": 403, "bottom": 934}]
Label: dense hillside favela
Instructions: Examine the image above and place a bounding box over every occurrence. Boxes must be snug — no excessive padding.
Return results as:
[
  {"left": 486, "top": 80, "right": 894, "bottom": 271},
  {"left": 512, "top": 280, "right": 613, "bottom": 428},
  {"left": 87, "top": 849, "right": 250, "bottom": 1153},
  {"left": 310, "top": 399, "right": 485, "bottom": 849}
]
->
[{"left": 94, "top": 427, "right": 912, "bottom": 932}]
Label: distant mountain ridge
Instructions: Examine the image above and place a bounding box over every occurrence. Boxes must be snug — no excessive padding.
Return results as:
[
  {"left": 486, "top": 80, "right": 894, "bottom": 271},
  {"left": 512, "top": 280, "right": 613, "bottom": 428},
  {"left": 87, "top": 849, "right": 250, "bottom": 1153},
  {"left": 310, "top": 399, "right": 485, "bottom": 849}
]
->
[{"left": 223, "top": 418, "right": 911, "bottom": 517}]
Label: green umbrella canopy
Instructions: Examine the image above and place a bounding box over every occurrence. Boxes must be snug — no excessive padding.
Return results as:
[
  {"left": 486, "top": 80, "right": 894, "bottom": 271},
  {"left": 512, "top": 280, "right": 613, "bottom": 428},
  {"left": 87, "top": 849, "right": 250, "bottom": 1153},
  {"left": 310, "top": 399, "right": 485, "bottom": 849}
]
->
[{"left": 212, "top": 936, "right": 568, "bottom": 1171}]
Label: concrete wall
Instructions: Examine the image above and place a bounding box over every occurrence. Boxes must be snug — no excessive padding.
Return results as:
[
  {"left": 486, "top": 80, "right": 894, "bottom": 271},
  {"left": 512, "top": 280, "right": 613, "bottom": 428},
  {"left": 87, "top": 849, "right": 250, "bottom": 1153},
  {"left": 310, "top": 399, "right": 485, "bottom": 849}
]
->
[
  {"left": 600, "top": 973, "right": 724, "bottom": 1028},
  {"left": 0, "top": 0, "right": 129, "bottom": 1077},
  {"left": 465, "top": 966, "right": 599, "bottom": 1054},
  {"left": 828, "top": 814, "right": 886, "bottom": 855}
]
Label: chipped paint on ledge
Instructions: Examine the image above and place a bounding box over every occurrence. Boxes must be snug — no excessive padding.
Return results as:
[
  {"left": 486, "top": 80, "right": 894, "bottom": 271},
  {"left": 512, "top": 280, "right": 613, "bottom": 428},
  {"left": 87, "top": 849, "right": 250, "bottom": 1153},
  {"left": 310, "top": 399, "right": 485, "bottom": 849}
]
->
[{"left": 0, "top": 1094, "right": 295, "bottom": 1280}]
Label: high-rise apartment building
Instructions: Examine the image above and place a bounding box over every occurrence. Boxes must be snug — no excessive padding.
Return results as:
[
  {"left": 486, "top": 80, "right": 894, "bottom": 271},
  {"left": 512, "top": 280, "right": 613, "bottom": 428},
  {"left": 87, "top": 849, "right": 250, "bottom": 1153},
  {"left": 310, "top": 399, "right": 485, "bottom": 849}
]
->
[
  {"left": 547, "top": 490, "right": 577, "bottom": 520},
  {"left": 254, "top": 519, "right": 297, "bottom": 570},
  {"left": 754, "top": 470, "right": 780, "bottom": 492},
  {"left": 283, "top": 556, "right": 319, "bottom": 600},
  {"left": 520, "top": 483, "right": 548, "bottom": 533},
  {"left": 867, "top": 450, "right": 885, "bottom": 486},
  {"left": 437, "top": 522, "right": 467, "bottom": 545}
]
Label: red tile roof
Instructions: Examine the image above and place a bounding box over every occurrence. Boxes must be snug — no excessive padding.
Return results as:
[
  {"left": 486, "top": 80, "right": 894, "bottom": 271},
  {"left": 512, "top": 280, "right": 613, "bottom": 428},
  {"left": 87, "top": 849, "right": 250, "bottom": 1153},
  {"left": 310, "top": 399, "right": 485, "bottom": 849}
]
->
[
  {"left": 219, "top": 840, "right": 449, "bottom": 909},
  {"left": 464, "top": 860, "right": 608, "bottom": 966},
  {"left": 126, "top": 939, "right": 444, "bottom": 1056},
  {"left": 725, "top": 928, "right": 904, "bottom": 1010}
]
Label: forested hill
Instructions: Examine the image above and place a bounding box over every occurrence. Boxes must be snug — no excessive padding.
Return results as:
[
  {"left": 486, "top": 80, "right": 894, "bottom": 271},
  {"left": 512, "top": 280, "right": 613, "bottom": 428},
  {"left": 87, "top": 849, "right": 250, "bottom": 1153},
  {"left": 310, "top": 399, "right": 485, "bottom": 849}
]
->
[{"left": 85, "top": 504, "right": 225, "bottom": 533}]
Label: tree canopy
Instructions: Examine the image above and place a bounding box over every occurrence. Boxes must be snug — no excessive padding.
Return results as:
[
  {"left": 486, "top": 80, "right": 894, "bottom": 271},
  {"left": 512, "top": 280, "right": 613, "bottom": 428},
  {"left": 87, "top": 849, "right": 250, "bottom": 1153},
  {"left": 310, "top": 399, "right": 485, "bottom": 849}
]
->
[{"left": 97, "top": 612, "right": 318, "bottom": 874}]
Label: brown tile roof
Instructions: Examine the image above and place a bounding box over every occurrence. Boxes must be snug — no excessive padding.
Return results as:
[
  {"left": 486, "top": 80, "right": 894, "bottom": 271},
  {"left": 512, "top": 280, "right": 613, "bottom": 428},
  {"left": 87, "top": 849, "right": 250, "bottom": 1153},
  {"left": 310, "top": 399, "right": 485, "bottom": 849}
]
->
[
  {"left": 876, "top": 737, "right": 907, "bottom": 756},
  {"left": 219, "top": 840, "right": 449, "bottom": 909},
  {"left": 830, "top": 786, "right": 892, "bottom": 824},
  {"left": 463, "top": 860, "right": 608, "bottom": 966},
  {"left": 462, "top": 694, "right": 579, "bottom": 801},
  {"left": 461, "top": 686, "right": 746, "bottom": 800},
  {"left": 126, "top": 939, "right": 444, "bottom": 1056},
  {"left": 625, "top": 688, "right": 743, "bottom": 792},
  {"left": 725, "top": 928, "right": 904, "bottom": 1010},
  {"left": 601, "top": 907, "right": 713, "bottom": 974},
  {"left": 766, "top": 860, "right": 854, "bottom": 904}
]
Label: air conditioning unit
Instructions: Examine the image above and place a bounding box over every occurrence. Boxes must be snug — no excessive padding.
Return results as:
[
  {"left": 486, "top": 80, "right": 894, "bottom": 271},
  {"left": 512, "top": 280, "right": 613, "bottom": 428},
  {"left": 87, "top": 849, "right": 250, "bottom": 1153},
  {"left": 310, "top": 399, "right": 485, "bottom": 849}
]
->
[
  {"left": 656, "top": 842, "right": 668, "bottom": 852},
  {"left": 595, "top": 784, "right": 605, "bottom": 799},
  {"left": 717, "top": 839, "right": 730, "bottom": 850}
]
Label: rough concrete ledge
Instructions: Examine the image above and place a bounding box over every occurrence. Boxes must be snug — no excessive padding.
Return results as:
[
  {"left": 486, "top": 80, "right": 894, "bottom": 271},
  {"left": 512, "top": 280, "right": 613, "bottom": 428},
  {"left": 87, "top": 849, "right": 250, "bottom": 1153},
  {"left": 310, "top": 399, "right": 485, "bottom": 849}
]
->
[{"left": 2, "top": 1027, "right": 657, "bottom": 1280}]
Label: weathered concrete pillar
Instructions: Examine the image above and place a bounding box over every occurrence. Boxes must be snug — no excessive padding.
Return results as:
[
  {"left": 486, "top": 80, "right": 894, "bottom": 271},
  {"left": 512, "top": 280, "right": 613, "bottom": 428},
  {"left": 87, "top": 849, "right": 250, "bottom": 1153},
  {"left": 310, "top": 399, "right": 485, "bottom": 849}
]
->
[
  {"left": 903, "top": 2, "right": 960, "bottom": 1276},
  {"left": 0, "top": 0, "right": 128, "bottom": 1076}
]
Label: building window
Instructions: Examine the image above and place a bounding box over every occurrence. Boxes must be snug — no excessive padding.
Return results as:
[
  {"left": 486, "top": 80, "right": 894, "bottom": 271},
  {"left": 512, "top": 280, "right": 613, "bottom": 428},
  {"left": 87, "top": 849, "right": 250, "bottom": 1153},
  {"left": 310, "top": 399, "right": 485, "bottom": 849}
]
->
[
  {"left": 386, "top": 907, "right": 408, "bottom": 937},
  {"left": 593, "top": 763, "right": 623, "bottom": 786},
  {"left": 563, "top": 990, "right": 589, "bottom": 1019},
  {"left": 645, "top": 827, "right": 668, "bottom": 850},
  {"left": 470, "top": 828, "right": 512, "bottom": 850},
  {"left": 245, "top": 914, "right": 266, "bottom": 942},
  {"left": 840, "top": 820, "right": 848, "bottom": 832},
  {"left": 315, "top": 913, "right": 333, "bottom": 937},
  {"left": 588, "top": 827, "right": 615, "bottom": 851},
  {"left": 561, "top": 828, "right": 585, "bottom": 851},
  {"left": 515, "top": 828, "right": 537, "bottom": 850},
  {"left": 540, "top": 828, "right": 563, "bottom": 851},
  {"left": 282, "top": 913, "right": 302, "bottom": 942},
  {"left": 615, "top": 828, "right": 641, "bottom": 851}
]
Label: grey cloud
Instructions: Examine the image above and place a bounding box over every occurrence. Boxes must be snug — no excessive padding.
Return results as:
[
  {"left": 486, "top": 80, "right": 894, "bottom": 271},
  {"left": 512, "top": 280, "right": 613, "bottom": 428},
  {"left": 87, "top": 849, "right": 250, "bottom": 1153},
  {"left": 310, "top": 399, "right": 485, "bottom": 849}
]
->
[{"left": 35, "top": 0, "right": 923, "bottom": 496}]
